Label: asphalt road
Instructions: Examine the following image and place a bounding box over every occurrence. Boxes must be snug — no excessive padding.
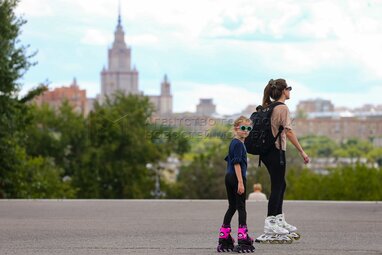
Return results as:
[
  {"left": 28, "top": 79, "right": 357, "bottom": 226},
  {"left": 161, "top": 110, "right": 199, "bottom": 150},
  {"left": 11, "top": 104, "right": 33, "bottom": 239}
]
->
[{"left": 0, "top": 200, "right": 381, "bottom": 255}]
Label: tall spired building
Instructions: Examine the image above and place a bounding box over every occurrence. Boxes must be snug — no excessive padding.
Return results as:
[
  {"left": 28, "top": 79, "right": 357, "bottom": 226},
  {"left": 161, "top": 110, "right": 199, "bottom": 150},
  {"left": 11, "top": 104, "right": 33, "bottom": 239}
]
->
[
  {"left": 99, "top": 8, "right": 173, "bottom": 115},
  {"left": 100, "top": 12, "right": 139, "bottom": 103}
]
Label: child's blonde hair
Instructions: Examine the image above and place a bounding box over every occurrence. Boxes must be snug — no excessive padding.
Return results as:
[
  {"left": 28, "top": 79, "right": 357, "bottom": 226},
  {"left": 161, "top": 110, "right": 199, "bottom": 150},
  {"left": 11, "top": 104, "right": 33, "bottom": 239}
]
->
[{"left": 232, "top": 115, "right": 252, "bottom": 131}]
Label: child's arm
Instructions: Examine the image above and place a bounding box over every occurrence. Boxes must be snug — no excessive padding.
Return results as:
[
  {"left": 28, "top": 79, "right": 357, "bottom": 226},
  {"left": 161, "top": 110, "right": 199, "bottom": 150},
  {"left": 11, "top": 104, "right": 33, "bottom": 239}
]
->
[{"left": 234, "top": 164, "right": 245, "bottom": 195}]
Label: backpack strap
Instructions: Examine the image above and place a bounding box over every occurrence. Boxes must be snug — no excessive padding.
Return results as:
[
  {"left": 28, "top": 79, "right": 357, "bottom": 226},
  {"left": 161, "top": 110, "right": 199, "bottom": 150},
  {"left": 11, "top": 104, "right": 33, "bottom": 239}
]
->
[
  {"left": 269, "top": 101, "right": 285, "bottom": 109},
  {"left": 270, "top": 102, "right": 285, "bottom": 166},
  {"left": 276, "top": 126, "right": 285, "bottom": 166}
]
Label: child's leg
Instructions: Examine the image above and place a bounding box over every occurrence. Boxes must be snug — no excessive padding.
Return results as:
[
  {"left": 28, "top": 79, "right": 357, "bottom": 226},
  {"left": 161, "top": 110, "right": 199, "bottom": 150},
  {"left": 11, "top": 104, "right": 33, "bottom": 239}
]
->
[
  {"left": 234, "top": 181, "right": 255, "bottom": 253},
  {"left": 218, "top": 175, "right": 236, "bottom": 253},
  {"left": 236, "top": 178, "right": 247, "bottom": 225},
  {"left": 223, "top": 173, "right": 237, "bottom": 225}
]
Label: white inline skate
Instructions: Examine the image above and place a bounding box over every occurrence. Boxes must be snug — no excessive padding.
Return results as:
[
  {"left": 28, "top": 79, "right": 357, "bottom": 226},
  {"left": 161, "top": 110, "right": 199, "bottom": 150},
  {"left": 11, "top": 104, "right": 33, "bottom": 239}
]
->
[
  {"left": 276, "top": 213, "right": 301, "bottom": 240},
  {"left": 255, "top": 216, "right": 293, "bottom": 244}
]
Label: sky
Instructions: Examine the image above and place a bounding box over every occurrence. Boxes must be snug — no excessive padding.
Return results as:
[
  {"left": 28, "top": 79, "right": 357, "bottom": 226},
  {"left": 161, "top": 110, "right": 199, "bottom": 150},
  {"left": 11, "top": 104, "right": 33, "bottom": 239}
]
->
[{"left": 16, "top": 0, "right": 382, "bottom": 115}]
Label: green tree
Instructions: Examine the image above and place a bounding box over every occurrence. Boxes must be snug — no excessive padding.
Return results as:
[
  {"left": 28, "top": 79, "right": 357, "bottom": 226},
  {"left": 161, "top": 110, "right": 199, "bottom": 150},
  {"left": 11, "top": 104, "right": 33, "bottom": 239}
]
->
[
  {"left": 207, "top": 123, "right": 232, "bottom": 142},
  {"left": 9, "top": 148, "right": 75, "bottom": 198},
  {"left": 74, "top": 94, "right": 156, "bottom": 198},
  {"left": 0, "top": 0, "right": 54, "bottom": 197},
  {"left": 285, "top": 165, "right": 382, "bottom": 201},
  {"left": 300, "top": 135, "right": 339, "bottom": 157},
  {"left": 147, "top": 124, "right": 191, "bottom": 159},
  {"left": 367, "top": 147, "right": 382, "bottom": 167},
  {"left": 334, "top": 138, "right": 373, "bottom": 164},
  {"left": 26, "top": 101, "right": 88, "bottom": 177},
  {"left": 74, "top": 93, "right": 190, "bottom": 198},
  {"left": 178, "top": 137, "right": 227, "bottom": 199},
  {"left": 285, "top": 168, "right": 322, "bottom": 200}
]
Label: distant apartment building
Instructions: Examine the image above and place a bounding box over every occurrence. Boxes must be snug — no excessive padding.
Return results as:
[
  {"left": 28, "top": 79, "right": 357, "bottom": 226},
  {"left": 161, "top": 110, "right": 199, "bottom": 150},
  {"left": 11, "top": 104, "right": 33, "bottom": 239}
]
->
[
  {"left": 34, "top": 78, "right": 88, "bottom": 116},
  {"left": 297, "top": 99, "right": 334, "bottom": 113},
  {"left": 353, "top": 104, "right": 382, "bottom": 112},
  {"left": 293, "top": 113, "right": 382, "bottom": 146},
  {"left": 196, "top": 98, "right": 216, "bottom": 116}
]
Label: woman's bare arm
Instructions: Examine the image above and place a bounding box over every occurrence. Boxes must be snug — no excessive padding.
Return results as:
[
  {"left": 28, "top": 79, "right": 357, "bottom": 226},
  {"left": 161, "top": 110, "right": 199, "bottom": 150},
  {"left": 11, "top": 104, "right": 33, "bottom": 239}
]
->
[{"left": 286, "top": 129, "right": 310, "bottom": 164}]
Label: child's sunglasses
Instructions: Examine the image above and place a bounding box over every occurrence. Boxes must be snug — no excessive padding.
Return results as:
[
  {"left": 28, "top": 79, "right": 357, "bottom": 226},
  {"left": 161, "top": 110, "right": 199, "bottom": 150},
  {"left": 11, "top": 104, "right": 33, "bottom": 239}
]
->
[{"left": 239, "top": 125, "right": 252, "bottom": 131}]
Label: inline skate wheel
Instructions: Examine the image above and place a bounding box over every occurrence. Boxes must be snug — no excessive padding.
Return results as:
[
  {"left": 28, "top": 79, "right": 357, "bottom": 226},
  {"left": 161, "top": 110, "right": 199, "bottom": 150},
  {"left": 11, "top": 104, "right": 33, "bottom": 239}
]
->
[
  {"left": 289, "top": 232, "right": 301, "bottom": 240},
  {"left": 217, "top": 244, "right": 234, "bottom": 252},
  {"left": 233, "top": 245, "right": 255, "bottom": 253}
]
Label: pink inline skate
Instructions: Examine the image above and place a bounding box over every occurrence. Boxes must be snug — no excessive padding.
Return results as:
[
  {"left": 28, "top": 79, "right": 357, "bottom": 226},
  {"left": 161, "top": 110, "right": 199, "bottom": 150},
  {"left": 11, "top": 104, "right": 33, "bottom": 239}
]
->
[
  {"left": 233, "top": 225, "right": 255, "bottom": 253},
  {"left": 217, "top": 225, "right": 235, "bottom": 252}
]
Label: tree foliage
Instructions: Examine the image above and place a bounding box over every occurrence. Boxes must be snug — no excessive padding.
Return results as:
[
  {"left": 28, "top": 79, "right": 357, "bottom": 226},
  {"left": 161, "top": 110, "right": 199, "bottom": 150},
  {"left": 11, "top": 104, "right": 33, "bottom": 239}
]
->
[
  {"left": 286, "top": 165, "right": 382, "bottom": 201},
  {"left": 178, "top": 137, "right": 227, "bottom": 199},
  {"left": 0, "top": 0, "right": 48, "bottom": 198}
]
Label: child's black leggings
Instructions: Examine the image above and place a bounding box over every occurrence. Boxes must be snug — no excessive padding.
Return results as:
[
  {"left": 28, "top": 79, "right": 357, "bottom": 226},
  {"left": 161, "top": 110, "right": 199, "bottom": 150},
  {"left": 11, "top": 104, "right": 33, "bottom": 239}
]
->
[
  {"left": 223, "top": 173, "right": 247, "bottom": 226},
  {"left": 261, "top": 145, "right": 286, "bottom": 216}
]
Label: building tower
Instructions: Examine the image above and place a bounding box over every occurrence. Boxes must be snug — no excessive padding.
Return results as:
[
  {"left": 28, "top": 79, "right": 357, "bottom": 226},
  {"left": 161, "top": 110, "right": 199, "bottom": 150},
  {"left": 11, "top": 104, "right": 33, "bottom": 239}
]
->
[
  {"left": 100, "top": 6, "right": 139, "bottom": 103},
  {"left": 148, "top": 74, "right": 173, "bottom": 115},
  {"left": 159, "top": 74, "right": 172, "bottom": 115}
]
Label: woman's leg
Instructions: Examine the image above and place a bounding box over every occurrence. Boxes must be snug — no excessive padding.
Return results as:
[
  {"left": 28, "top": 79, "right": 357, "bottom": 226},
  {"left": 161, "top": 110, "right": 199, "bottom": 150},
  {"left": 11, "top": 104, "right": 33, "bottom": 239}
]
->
[
  {"left": 276, "top": 150, "right": 286, "bottom": 215},
  {"left": 262, "top": 147, "right": 286, "bottom": 216},
  {"left": 277, "top": 178, "right": 286, "bottom": 215}
]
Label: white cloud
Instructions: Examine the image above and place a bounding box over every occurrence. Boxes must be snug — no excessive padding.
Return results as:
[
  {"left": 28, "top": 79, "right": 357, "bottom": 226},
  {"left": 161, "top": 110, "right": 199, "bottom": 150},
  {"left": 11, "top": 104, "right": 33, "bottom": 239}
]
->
[
  {"left": 173, "top": 81, "right": 262, "bottom": 115},
  {"left": 287, "top": 80, "right": 382, "bottom": 112},
  {"left": 80, "top": 29, "right": 159, "bottom": 46},
  {"left": 16, "top": 0, "right": 382, "bottom": 109},
  {"left": 173, "top": 80, "right": 382, "bottom": 115},
  {"left": 126, "top": 35, "right": 159, "bottom": 46},
  {"left": 71, "top": 0, "right": 112, "bottom": 18},
  {"left": 17, "top": 0, "right": 54, "bottom": 17},
  {"left": 338, "top": 35, "right": 382, "bottom": 79},
  {"left": 80, "top": 29, "right": 111, "bottom": 46}
]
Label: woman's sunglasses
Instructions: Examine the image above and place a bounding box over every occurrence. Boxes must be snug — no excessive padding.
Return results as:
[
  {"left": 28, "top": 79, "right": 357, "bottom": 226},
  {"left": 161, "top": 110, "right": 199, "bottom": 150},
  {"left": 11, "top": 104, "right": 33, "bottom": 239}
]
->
[
  {"left": 239, "top": 125, "right": 252, "bottom": 131},
  {"left": 286, "top": 86, "right": 292, "bottom": 91}
]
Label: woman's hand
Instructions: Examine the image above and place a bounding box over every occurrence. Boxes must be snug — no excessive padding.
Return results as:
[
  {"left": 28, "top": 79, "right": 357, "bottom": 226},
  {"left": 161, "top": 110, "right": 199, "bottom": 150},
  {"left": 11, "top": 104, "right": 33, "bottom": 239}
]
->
[
  {"left": 300, "top": 151, "right": 310, "bottom": 164},
  {"left": 237, "top": 182, "right": 245, "bottom": 195}
]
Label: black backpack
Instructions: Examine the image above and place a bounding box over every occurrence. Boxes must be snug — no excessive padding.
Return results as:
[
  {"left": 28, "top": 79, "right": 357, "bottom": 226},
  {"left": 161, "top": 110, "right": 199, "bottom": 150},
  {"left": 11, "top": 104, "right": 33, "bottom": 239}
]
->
[{"left": 244, "top": 102, "right": 285, "bottom": 166}]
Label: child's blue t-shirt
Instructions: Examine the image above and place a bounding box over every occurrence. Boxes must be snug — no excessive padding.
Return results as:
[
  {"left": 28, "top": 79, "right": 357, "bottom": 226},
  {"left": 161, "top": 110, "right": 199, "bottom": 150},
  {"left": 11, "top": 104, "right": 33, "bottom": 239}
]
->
[{"left": 224, "top": 138, "right": 248, "bottom": 178}]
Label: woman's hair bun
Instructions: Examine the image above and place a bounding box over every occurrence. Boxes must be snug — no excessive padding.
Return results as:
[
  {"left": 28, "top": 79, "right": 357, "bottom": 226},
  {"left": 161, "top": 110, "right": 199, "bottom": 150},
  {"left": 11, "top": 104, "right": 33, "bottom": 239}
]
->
[{"left": 269, "top": 79, "right": 276, "bottom": 88}]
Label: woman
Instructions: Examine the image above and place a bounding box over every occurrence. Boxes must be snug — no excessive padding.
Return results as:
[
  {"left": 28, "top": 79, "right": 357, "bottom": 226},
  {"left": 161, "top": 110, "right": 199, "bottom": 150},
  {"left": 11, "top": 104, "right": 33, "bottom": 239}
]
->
[{"left": 255, "top": 79, "right": 310, "bottom": 244}]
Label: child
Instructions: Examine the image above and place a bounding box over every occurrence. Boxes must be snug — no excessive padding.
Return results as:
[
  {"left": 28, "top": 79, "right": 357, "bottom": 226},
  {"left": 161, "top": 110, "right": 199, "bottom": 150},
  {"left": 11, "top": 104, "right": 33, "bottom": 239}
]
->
[{"left": 217, "top": 116, "right": 255, "bottom": 253}]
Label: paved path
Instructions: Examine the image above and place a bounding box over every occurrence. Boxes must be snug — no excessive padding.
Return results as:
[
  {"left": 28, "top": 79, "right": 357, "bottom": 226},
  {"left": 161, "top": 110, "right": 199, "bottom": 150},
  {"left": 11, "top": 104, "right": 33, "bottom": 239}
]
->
[{"left": 0, "top": 200, "right": 381, "bottom": 254}]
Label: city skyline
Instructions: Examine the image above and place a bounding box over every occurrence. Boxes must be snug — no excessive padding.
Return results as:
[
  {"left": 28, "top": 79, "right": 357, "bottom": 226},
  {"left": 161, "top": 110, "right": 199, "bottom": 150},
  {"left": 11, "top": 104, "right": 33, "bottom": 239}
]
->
[{"left": 17, "top": 0, "right": 382, "bottom": 115}]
